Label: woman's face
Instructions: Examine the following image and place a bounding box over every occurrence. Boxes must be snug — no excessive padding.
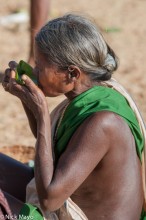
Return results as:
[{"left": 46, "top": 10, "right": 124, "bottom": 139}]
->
[{"left": 34, "top": 45, "right": 74, "bottom": 97}]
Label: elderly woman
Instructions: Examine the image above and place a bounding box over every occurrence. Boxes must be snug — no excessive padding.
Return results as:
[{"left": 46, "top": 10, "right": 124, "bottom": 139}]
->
[{"left": 1, "top": 14, "right": 146, "bottom": 220}]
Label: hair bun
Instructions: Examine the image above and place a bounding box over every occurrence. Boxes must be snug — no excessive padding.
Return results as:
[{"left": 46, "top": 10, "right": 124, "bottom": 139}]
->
[{"left": 103, "top": 54, "right": 116, "bottom": 72}]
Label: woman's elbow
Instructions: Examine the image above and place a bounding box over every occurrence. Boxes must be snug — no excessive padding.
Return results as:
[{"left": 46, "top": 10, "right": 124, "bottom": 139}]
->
[
  {"left": 39, "top": 185, "right": 69, "bottom": 212},
  {"left": 40, "top": 193, "right": 65, "bottom": 212},
  {"left": 40, "top": 198, "right": 64, "bottom": 212}
]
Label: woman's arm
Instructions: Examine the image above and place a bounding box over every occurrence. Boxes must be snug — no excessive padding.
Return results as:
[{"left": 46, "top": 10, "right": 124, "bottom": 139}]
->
[
  {"left": 34, "top": 111, "right": 110, "bottom": 212},
  {"left": 21, "top": 101, "right": 37, "bottom": 138}
]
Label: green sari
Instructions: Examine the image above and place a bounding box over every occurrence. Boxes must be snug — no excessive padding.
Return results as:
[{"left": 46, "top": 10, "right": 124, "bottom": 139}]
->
[
  {"left": 55, "top": 86, "right": 144, "bottom": 160},
  {"left": 54, "top": 86, "right": 145, "bottom": 219}
]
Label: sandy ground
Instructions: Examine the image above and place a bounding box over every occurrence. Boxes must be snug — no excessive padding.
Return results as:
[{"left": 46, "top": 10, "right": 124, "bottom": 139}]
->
[{"left": 0, "top": 0, "right": 146, "bottom": 160}]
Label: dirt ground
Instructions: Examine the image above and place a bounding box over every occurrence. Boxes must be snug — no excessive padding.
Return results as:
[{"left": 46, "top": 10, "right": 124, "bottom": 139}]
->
[{"left": 0, "top": 0, "right": 146, "bottom": 162}]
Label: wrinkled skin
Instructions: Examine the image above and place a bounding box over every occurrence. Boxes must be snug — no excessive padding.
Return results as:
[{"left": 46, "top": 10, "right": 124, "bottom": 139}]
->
[{"left": 1, "top": 47, "right": 144, "bottom": 219}]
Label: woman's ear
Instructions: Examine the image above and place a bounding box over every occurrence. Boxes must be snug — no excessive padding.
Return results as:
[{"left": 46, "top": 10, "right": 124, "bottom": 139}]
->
[{"left": 67, "top": 65, "right": 81, "bottom": 81}]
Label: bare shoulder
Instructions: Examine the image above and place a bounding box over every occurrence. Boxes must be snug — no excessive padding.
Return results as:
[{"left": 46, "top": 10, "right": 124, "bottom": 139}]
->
[
  {"left": 55, "top": 110, "right": 134, "bottom": 185},
  {"left": 69, "top": 110, "right": 133, "bottom": 153},
  {"left": 58, "top": 110, "right": 134, "bottom": 169}
]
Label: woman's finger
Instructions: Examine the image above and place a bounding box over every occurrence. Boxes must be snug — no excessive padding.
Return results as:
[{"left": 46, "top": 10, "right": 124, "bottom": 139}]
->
[
  {"left": 9, "top": 69, "right": 16, "bottom": 80},
  {"left": 6, "top": 80, "right": 27, "bottom": 103},
  {"left": 5, "top": 68, "right": 11, "bottom": 76},
  {"left": 8, "top": 61, "right": 18, "bottom": 70},
  {"left": 2, "top": 82, "right": 10, "bottom": 91},
  {"left": 2, "top": 69, "right": 11, "bottom": 89},
  {"left": 3, "top": 68, "right": 14, "bottom": 85},
  {"left": 2, "top": 69, "right": 16, "bottom": 91},
  {"left": 21, "top": 74, "right": 38, "bottom": 94},
  {"left": 3, "top": 68, "right": 11, "bottom": 81}
]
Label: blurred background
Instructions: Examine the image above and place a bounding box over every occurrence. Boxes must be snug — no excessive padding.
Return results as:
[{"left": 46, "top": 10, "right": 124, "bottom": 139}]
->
[{"left": 0, "top": 0, "right": 146, "bottom": 151}]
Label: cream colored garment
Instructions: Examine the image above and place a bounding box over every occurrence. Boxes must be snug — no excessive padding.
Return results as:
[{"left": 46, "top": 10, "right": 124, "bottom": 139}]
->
[{"left": 26, "top": 78, "right": 146, "bottom": 219}]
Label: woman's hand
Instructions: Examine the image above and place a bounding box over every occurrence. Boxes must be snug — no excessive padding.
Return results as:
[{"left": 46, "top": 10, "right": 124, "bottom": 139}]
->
[{"left": 2, "top": 61, "right": 48, "bottom": 120}]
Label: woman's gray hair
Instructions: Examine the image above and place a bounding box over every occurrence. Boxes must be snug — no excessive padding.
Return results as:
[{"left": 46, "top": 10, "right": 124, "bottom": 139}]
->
[{"left": 35, "top": 14, "right": 118, "bottom": 81}]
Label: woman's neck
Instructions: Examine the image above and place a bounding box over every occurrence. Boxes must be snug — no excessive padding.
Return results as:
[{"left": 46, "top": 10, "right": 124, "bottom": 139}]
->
[{"left": 65, "top": 81, "right": 100, "bottom": 101}]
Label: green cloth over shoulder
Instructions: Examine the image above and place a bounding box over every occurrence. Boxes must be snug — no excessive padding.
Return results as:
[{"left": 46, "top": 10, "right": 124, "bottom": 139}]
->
[
  {"left": 54, "top": 86, "right": 145, "bottom": 220},
  {"left": 55, "top": 86, "right": 144, "bottom": 161}
]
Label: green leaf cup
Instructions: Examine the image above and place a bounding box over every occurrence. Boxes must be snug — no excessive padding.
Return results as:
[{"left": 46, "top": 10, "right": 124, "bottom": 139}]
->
[{"left": 15, "top": 60, "right": 37, "bottom": 85}]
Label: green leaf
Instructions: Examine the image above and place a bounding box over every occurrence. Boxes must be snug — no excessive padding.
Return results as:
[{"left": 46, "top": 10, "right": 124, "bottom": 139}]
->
[{"left": 16, "top": 60, "right": 37, "bottom": 85}]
